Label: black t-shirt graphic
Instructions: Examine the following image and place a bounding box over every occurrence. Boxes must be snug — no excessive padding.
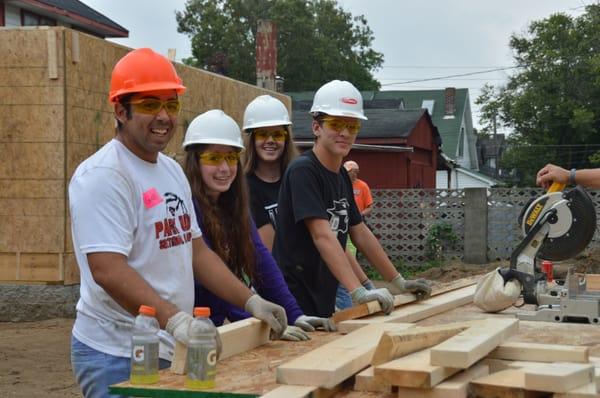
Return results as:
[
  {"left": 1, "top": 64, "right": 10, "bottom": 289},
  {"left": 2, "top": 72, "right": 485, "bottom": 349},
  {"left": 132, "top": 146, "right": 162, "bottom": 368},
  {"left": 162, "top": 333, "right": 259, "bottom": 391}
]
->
[
  {"left": 272, "top": 150, "right": 362, "bottom": 317},
  {"left": 247, "top": 173, "right": 281, "bottom": 229}
]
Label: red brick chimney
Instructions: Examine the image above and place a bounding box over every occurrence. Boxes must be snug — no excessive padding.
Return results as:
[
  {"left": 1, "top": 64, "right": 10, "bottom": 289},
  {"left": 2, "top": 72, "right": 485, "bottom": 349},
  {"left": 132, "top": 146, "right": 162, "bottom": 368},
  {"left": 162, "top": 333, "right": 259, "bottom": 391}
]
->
[
  {"left": 256, "top": 20, "right": 277, "bottom": 91},
  {"left": 444, "top": 87, "right": 456, "bottom": 116}
]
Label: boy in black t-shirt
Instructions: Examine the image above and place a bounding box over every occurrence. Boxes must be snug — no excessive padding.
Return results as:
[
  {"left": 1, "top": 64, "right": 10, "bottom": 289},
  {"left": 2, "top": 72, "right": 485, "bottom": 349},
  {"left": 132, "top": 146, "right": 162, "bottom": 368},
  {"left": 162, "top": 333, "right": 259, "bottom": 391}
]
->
[{"left": 273, "top": 80, "right": 432, "bottom": 318}]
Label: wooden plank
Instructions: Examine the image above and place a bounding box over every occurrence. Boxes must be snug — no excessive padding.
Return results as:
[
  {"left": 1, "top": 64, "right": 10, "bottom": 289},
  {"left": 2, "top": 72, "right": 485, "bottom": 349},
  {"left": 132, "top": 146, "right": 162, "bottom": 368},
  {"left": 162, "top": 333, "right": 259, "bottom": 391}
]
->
[
  {"left": 523, "top": 363, "right": 594, "bottom": 393},
  {"left": 395, "top": 363, "right": 489, "bottom": 398},
  {"left": 171, "top": 318, "right": 271, "bottom": 374},
  {"left": 583, "top": 274, "right": 600, "bottom": 290},
  {"left": 276, "top": 323, "right": 414, "bottom": 389},
  {"left": 488, "top": 341, "right": 589, "bottom": 363},
  {"left": 260, "top": 384, "right": 340, "bottom": 398},
  {"left": 353, "top": 366, "right": 391, "bottom": 393},
  {"left": 371, "top": 322, "right": 471, "bottom": 366},
  {"left": 430, "top": 318, "right": 519, "bottom": 368},
  {"left": 374, "top": 349, "right": 461, "bottom": 388},
  {"left": 47, "top": 29, "right": 58, "bottom": 79},
  {"left": 338, "top": 284, "right": 476, "bottom": 334},
  {"left": 469, "top": 369, "right": 548, "bottom": 398},
  {"left": 330, "top": 278, "right": 477, "bottom": 325},
  {"left": 553, "top": 382, "right": 599, "bottom": 398}
]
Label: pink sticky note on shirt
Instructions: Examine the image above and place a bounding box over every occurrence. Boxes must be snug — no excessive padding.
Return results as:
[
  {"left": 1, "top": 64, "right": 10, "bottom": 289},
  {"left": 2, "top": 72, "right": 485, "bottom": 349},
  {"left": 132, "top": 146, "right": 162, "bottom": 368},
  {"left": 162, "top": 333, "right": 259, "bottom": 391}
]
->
[{"left": 143, "top": 188, "right": 163, "bottom": 209}]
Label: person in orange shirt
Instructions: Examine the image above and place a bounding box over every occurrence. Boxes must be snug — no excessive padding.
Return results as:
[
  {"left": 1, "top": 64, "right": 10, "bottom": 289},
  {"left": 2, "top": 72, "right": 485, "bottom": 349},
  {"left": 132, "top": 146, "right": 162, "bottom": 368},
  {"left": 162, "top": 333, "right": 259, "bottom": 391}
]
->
[{"left": 344, "top": 160, "right": 373, "bottom": 218}]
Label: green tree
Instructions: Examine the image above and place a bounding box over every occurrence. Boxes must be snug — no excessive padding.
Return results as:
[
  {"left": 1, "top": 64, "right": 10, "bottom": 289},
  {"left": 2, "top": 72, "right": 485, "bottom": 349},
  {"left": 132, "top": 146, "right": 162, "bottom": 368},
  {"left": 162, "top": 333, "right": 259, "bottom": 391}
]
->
[
  {"left": 476, "top": 4, "right": 600, "bottom": 186},
  {"left": 176, "top": 0, "right": 383, "bottom": 91}
]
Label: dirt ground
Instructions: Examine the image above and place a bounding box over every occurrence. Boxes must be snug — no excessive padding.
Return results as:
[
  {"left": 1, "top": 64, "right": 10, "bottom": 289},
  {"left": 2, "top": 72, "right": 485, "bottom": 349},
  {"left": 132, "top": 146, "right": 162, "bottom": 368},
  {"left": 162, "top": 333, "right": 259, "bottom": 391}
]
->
[{"left": 3, "top": 250, "right": 600, "bottom": 397}]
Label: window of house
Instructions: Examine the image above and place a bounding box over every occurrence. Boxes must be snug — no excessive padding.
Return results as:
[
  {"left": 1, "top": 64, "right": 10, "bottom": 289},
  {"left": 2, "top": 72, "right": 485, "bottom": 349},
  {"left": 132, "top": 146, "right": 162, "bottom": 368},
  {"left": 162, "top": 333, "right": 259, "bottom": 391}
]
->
[
  {"left": 421, "top": 100, "right": 435, "bottom": 116},
  {"left": 458, "top": 127, "right": 464, "bottom": 157},
  {"left": 22, "top": 10, "right": 56, "bottom": 26}
]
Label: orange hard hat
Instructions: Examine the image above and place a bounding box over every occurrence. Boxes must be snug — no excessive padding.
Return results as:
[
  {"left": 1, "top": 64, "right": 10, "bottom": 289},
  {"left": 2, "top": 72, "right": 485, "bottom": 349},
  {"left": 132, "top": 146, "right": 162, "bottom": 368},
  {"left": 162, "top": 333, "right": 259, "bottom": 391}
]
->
[{"left": 109, "top": 48, "right": 186, "bottom": 103}]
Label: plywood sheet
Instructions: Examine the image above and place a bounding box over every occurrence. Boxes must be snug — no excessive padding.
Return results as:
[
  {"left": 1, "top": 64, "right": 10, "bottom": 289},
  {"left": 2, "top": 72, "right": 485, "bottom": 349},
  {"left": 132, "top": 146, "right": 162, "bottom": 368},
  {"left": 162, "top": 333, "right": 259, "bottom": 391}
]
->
[{"left": 19, "top": 253, "right": 62, "bottom": 281}]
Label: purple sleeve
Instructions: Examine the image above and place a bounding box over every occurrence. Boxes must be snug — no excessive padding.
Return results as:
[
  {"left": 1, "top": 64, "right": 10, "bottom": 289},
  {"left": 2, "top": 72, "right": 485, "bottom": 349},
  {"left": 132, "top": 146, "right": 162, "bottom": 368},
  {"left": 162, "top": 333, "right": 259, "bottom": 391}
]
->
[{"left": 249, "top": 219, "right": 304, "bottom": 325}]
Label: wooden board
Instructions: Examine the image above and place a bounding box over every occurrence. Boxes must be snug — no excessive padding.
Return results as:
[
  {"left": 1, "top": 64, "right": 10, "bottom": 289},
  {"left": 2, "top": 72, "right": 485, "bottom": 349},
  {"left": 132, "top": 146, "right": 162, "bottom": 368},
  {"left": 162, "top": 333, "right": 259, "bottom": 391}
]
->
[
  {"left": 488, "top": 341, "right": 589, "bottom": 363},
  {"left": 468, "top": 369, "right": 548, "bottom": 398},
  {"left": 276, "top": 323, "right": 414, "bottom": 389},
  {"left": 330, "top": 278, "right": 477, "bottom": 325},
  {"left": 429, "top": 318, "right": 519, "bottom": 368},
  {"left": 171, "top": 318, "right": 271, "bottom": 374},
  {"left": 395, "top": 363, "right": 489, "bottom": 398},
  {"left": 371, "top": 322, "right": 471, "bottom": 366},
  {"left": 523, "top": 363, "right": 594, "bottom": 393},
  {"left": 583, "top": 274, "right": 600, "bottom": 290},
  {"left": 353, "top": 366, "right": 391, "bottom": 393},
  {"left": 260, "top": 384, "right": 340, "bottom": 398},
  {"left": 374, "top": 348, "right": 461, "bottom": 388},
  {"left": 338, "top": 284, "right": 476, "bottom": 334}
]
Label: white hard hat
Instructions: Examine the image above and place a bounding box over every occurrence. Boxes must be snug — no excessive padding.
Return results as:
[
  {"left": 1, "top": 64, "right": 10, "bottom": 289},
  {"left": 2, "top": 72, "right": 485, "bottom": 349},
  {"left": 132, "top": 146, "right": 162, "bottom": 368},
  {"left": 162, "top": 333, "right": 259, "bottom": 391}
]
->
[
  {"left": 182, "top": 109, "right": 244, "bottom": 150},
  {"left": 310, "top": 80, "right": 367, "bottom": 120},
  {"left": 243, "top": 95, "right": 292, "bottom": 131}
]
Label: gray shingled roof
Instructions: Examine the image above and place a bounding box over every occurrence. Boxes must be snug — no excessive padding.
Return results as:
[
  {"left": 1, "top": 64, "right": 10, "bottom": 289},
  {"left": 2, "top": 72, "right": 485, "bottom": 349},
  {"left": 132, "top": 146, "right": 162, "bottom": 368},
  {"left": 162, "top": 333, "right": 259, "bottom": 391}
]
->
[{"left": 35, "top": 0, "right": 128, "bottom": 37}]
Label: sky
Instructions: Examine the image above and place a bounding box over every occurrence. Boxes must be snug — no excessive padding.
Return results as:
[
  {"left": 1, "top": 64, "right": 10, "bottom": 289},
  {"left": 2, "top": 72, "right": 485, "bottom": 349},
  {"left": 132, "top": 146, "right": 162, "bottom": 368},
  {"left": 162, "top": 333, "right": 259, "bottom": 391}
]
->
[{"left": 83, "top": 0, "right": 590, "bottom": 131}]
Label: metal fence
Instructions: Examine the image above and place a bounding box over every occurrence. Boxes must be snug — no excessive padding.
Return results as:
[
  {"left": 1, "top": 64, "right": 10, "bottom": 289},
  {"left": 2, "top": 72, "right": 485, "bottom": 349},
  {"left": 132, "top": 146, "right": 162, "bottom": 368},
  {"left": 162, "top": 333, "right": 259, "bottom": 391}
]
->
[{"left": 368, "top": 188, "right": 600, "bottom": 265}]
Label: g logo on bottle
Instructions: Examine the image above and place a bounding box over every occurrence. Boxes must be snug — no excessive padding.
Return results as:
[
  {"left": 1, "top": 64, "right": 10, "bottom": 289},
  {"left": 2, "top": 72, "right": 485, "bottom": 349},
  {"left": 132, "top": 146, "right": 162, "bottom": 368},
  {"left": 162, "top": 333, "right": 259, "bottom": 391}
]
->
[{"left": 207, "top": 349, "right": 217, "bottom": 366}]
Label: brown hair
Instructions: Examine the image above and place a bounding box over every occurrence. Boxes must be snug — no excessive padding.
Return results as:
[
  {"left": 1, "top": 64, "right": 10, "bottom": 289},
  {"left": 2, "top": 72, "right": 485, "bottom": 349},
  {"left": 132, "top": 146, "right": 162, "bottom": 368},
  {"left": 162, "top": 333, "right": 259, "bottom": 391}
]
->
[
  {"left": 184, "top": 145, "right": 256, "bottom": 281},
  {"left": 242, "top": 126, "right": 299, "bottom": 176}
]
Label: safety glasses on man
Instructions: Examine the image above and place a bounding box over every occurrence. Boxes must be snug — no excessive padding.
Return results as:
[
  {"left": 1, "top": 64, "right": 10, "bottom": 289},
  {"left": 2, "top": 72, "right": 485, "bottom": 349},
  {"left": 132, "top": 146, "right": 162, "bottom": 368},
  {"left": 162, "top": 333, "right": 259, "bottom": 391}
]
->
[
  {"left": 321, "top": 117, "right": 361, "bottom": 135},
  {"left": 127, "top": 98, "right": 182, "bottom": 116},
  {"left": 253, "top": 129, "right": 288, "bottom": 142},
  {"left": 198, "top": 151, "right": 241, "bottom": 166}
]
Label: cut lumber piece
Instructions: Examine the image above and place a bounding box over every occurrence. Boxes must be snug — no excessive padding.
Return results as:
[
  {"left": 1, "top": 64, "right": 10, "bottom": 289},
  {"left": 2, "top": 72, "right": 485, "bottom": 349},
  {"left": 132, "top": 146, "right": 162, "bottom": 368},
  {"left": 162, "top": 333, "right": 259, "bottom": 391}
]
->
[
  {"left": 523, "top": 362, "right": 594, "bottom": 393},
  {"left": 488, "top": 341, "right": 589, "bottom": 363},
  {"left": 583, "top": 274, "right": 600, "bottom": 290},
  {"left": 276, "top": 322, "right": 413, "bottom": 389},
  {"left": 430, "top": 318, "right": 519, "bottom": 368},
  {"left": 395, "top": 363, "right": 489, "bottom": 398},
  {"left": 374, "top": 348, "right": 461, "bottom": 388},
  {"left": 338, "top": 284, "right": 476, "bottom": 334},
  {"left": 553, "top": 381, "right": 599, "bottom": 398},
  {"left": 353, "top": 366, "right": 391, "bottom": 393},
  {"left": 371, "top": 321, "right": 472, "bottom": 366},
  {"left": 260, "top": 384, "right": 340, "bottom": 398},
  {"left": 171, "top": 317, "right": 270, "bottom": 374},
  {"left": 469, "top": 369, "right": 548, "bottom": 398},
  {"left": 330, "top": 278, "right": 477, "bottom": 325}
]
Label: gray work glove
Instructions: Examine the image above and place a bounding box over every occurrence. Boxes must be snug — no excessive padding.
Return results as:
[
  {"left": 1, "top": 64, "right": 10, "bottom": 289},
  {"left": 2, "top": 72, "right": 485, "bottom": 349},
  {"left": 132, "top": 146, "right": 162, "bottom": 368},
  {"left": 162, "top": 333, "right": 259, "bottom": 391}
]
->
[
  {"left": 281, "top": 325, "right": 310, "bottom": 341},
  {"left": 361, "top": 279, "right": 377, "bottom": 290},
  {"left": 350, "top": 286, "right": 395, "bottom": 315},
  {"left": 166, "top": 311, "right": 223, "bottom": 358},
  {"left": 391, "top": 275, "right": 432, "bottom": 300},
  {"left": 244, "top": 294, "right": 287, "bottom": 340},
  {"left": 294, "top": 314, "right": 336, "bottom": 332}
]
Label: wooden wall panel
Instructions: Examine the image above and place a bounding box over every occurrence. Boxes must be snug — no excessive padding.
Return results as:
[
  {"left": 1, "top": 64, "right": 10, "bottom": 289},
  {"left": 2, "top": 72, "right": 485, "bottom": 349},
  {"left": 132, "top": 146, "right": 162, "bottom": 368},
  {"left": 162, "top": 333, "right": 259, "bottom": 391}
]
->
[
  {"left": 19, "top": 253, "right": 62, "bottom": 281},
  {"left": 0, "top": 253, "right": 17, "bottom": 280}
]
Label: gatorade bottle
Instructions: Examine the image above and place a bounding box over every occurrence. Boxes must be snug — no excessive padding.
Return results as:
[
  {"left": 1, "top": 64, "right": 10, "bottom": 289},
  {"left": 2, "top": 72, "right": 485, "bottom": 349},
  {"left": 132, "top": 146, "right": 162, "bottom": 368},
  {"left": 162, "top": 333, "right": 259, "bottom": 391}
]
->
[
  {"left": 130, "top": 305, "right": 159, "bottom": 385},
  {"left": 185, "top": 307, "right": 217, "bottom": 390}
]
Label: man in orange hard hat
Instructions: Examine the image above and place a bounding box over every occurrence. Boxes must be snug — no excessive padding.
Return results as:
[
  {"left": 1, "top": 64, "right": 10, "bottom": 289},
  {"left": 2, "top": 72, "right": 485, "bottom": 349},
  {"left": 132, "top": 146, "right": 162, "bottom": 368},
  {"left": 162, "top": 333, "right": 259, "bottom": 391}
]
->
[{"left": 69, "top": 48, "right": 287, "bottom": 397}]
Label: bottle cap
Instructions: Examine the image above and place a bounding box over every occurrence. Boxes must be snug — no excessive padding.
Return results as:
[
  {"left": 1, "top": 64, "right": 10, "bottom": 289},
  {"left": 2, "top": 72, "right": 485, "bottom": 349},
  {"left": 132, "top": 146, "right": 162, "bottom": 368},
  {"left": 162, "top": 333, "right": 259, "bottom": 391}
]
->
[
  {"left": 138, "top": 305, "right": 156, "bottom": 317},
  {"left": 193, "top": 307, "right": 210, "bottom": 317}
]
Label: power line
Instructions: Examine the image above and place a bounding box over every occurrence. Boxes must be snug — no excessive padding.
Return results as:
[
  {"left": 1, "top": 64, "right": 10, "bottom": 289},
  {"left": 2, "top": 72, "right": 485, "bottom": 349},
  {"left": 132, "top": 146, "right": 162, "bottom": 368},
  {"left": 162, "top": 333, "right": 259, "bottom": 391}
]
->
[
  {"left": 381, "top": 65, "right": 517, "bottom": 69},
  {"left": 381, "top": 66, "right": 521, "bottom": 86}
]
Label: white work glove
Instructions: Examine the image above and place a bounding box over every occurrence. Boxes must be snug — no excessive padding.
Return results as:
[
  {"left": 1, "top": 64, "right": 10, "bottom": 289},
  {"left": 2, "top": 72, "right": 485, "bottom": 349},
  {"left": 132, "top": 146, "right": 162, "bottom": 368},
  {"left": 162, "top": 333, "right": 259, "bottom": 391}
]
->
[
  {"left": 350, "top": 286, "right": 395, "bottom": 315},
  {"left": 294, "top": 315, "right": 336, "bottom": 332},
  {"left": 474, "top": 268, "right": 522, "bottom": 313},
  {"left": 281, "top": 325, "right": 310, "bottom": 341},
  {"left": 166, "top": 311, "right": 223, "bottom": 359},
  {"left": 244, "top": 295, "right": 287, "bottom": 340},
  {"left": 361, "top": 279, "right": 377, "bottom": 290},
  {"left": 391, "top": 275, "right": 432, "bottom": 300}
]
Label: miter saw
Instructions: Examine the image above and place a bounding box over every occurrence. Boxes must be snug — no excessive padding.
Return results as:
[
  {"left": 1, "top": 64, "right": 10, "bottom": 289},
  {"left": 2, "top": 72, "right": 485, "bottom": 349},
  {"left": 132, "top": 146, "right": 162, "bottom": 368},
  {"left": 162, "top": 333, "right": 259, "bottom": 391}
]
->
[{"left": 499, "top": 182, "right": 600, "bottom": 323}]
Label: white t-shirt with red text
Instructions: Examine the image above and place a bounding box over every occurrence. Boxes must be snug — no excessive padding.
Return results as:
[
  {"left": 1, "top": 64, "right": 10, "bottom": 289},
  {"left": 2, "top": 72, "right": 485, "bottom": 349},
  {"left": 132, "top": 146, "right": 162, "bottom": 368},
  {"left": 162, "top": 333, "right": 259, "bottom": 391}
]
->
[{"left": 69, "top": 139, "right": 201, "bottom": 359}]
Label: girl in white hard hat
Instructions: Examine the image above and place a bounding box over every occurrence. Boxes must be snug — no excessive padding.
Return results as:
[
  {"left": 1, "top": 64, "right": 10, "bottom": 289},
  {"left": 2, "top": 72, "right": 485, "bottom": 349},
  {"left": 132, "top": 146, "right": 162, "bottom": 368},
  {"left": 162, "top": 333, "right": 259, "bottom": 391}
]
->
[
  {"left": 242, "top": 95, "right": 298, "bottom": 251},
  {"left": 183, "top": 110, "right": 334, "bottom": 339}
]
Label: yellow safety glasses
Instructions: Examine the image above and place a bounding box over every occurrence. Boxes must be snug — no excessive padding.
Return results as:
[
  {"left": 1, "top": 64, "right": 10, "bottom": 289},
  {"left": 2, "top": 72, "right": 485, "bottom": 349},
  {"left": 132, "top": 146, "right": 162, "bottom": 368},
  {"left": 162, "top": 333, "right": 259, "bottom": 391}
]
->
[
  {"left": 198, "top": 151, "right": 240, "bottom": 166},
  {"left": 128, "top": 98, "right": 182, "bottom": 116},
  {"left": 253, "top": 129, "right": 288, "bottom": 142},
  {"left": 321, "top": 117, "right": 361, "bottom": 135}
]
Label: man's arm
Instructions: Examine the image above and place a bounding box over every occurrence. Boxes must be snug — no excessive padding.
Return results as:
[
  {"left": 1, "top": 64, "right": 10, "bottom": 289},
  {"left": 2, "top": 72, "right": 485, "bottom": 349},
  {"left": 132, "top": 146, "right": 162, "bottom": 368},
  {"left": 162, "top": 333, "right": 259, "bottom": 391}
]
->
[
  {"left": 361, "top": 204, "right": 373, "bottom": 217},
  {"left": 257, "top": 224, "right": 275, "bottom": 252},
  {"left": 345, "top": 247, "right": 369, "bottom": 283},
  {"left": 537, "top": 163, "right": 600, "bottom": 189},
  {"left": 191, "top": 238, "right": 253, "bottom": 308},
  {"left": 87, "top": 252, "right": 179, "bottom": 328},
  {"left": 304, "top": 218, "right": 362, "bottom": 291},
  {"left": 348, "top": 222, "right": 398, "bottom": 281}
]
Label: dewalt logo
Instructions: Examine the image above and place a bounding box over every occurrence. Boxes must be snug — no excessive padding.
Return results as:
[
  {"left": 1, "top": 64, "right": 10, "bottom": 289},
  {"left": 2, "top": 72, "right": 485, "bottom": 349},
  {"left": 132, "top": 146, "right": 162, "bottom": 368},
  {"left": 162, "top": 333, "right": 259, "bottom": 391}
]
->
[{"left": 526, "top": 203, "right": 543, "bottom": 226}]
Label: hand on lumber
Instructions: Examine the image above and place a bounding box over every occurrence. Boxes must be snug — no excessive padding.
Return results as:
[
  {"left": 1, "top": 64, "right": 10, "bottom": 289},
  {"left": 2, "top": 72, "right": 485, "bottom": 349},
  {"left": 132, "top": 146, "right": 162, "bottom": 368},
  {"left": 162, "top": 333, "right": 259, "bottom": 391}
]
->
[
  {"left": 166, "top": 311, "right": 223, "bottom": 359},
  {"left": 391, "top": 275, "right": 432, "bottom": 300},
  {"left": 244, "top": 294, "right": 287, "bottom": 340},
  {"left": 350, "top": 286, "right": 394, "bottom": 314},
  {"left": 281, "top": 326, "right": 310, "bottom": 341},
  {"left": 295, "top": 315, "right": 336, "bottom": 332}
]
